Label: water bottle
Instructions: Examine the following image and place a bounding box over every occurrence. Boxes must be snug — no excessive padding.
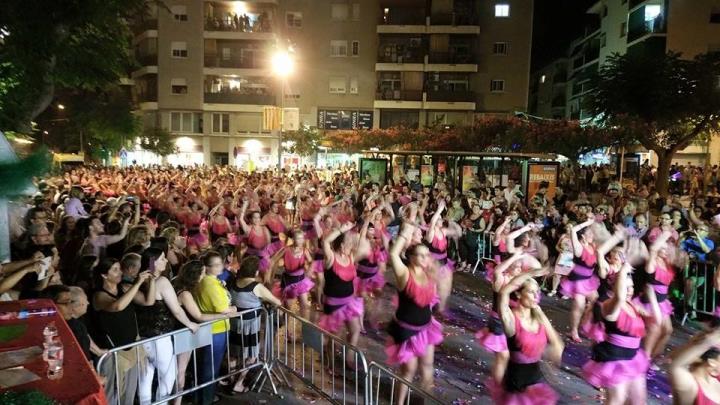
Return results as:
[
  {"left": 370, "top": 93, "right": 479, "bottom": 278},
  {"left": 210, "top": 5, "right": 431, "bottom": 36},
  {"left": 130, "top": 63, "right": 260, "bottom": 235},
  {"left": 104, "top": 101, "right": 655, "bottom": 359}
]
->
[
  {"left": 0, "top": 307, "right": 57, "bottom": 320},
  {"left": 44, "top": 339, "right": 64, "bottom": 380},
  {"left": 43, "top": 321, "right": 58, "bottom": 343}
]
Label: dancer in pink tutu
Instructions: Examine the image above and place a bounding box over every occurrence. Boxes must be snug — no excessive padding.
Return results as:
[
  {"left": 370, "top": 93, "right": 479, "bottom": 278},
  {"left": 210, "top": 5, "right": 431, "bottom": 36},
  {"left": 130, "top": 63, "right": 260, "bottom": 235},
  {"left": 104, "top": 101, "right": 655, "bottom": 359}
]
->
[
  {"left": 311, "top": 203, "right": 344, "bottom": 310},
  {"left": 487, "top": 215, "right": 512, "bottom": 283},
  {"left": 476, "top": 251, "right": 543, "bottom": 383},
  {"left": 424, "top": 199, "right": 462, "bottom": 313},
  {"left": 489, "top": 267, "right": 563, "bottom": 405},
  {"left": 636, "top": 230, "right": 676, "bottom": 368},
  {"left": 560, "top": 212, "right": 600, "bottom": 342},
  {"left": 238, "top": 199, "right": 272, "bottom": 279},
  {"left": 582, "top": 263, "right": 661, "bottom": 405},
  {"left": 669, "top": 326, "right": 720, "bottom": 405},
  {"left": 319, "top": 221, "right": 363, "bottom": 367},
  {"left": 548, "top": 222, "right": 575, "bottom": 297},
  {"left": 208, "top": 204, "right": 234, "bottom": 242},
  {"left": 262, "top": 201, "right": 288, "bottom": 257},
  {"left": 581, "top": 226, "right": 627, "bottom": 343},
  {"left": 386, "top": 221, "right": 443, "bottom": 405},
  {"left": 268, "top": 230, "right": 314, "bottom": 318},
  {"left": 356, "top": 209, "right": 389, "bottom": 330}
]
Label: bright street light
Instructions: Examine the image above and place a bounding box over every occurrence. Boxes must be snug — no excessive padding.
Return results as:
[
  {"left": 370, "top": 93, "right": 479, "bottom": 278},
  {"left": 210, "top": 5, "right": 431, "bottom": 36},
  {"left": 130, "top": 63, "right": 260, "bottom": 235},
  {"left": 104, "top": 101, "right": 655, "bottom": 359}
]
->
[
  {"left": 57, "top": 104, "right": 65, "bottom": 110},
  {"left": 271, "top": 50, "right": 294, "bottom": 77}
]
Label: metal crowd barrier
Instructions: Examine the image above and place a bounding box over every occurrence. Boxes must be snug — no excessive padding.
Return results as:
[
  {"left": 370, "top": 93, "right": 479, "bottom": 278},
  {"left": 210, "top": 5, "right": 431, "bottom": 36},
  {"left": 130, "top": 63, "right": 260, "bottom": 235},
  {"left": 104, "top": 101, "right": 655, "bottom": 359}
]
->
[
  {"left": 682, "top": 259, "right": 719, "bottom": 325},
  {"left": 367, "top": 362, "right": 444, "bottom": 405},
  {"left": 472, "top": 231, "right": 495, "bottom": 275},
  {"left": 96, "top": 307, "right": 275, "bottom": 405},
  {"left": 266, "top": 306, "right": 370, "bottom": 404}
]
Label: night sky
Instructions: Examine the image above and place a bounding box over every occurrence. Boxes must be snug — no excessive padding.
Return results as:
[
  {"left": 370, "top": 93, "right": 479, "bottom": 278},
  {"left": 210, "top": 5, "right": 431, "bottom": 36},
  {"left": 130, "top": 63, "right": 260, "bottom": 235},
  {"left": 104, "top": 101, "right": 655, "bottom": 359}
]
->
[{"left": 532, "top": 0, "right": 598, "bottom": 70}]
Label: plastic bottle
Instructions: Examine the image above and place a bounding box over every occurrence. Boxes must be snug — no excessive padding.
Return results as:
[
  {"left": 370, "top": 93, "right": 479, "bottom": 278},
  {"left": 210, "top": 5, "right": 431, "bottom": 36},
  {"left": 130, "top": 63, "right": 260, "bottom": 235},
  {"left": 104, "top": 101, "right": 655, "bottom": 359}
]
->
[{"left": 0, "top": 307, "right": 57, "bottom": 320}]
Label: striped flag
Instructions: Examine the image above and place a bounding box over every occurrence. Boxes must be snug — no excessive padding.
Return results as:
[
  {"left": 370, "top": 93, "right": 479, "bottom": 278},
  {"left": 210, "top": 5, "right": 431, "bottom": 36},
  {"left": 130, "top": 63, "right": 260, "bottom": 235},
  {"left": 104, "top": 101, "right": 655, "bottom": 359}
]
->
[{"left": 263, "top": 106, "right": 281, "bottom": 131}]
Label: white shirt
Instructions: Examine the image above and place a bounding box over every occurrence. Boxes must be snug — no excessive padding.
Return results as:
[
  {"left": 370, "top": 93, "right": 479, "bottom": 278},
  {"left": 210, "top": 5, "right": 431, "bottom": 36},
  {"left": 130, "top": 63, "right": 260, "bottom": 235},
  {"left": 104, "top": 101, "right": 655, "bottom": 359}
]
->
[{"left": 64, "top": 197, "right": 88, "bottom": 218}]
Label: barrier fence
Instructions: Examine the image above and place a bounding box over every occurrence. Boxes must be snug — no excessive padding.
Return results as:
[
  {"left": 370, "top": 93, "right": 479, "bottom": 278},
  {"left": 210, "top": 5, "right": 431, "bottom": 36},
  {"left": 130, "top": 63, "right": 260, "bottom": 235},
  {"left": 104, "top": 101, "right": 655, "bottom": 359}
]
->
[
  {"left": 367, "top": 362, "right": 444, "bottom": 405},
  {"left": 95, "top": 305, "right": 441, "bottom": 405},
  {"left": 472, "top": 231, "right": 495, "bottom": 275},
  {"left": 96, "top": 308, "right": 275, "bottom": 405},
  {"left": 682, "top": 259, "right": 719, "bottom": 325}
]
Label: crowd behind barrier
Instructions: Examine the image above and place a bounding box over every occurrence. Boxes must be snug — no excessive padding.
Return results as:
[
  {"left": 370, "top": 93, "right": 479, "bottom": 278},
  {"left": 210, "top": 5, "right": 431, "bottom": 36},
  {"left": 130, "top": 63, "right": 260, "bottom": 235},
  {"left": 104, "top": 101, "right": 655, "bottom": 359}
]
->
[{"left": 5, "top": 162, "right": 720, "bottom": 405}]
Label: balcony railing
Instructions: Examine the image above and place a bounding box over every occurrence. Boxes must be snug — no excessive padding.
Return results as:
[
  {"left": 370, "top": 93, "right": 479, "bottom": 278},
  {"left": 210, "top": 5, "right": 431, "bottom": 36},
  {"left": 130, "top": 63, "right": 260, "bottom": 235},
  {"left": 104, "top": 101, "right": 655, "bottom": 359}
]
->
[
  {"left": 375, "top": 89, "right": 423, "bottom": 101},
  {"left": 379, "top": 12, "right": 426, "bottom": 25},
  {"left": 426, "top": 90, "right": 475, "bottom": 102},
  {"left": 628, "top": 18, "right": 666, "bottom": 42},
  {"left": 204, "top": 54, "right": 266, "bottom": 69},
  {"left": 430, "top": 13, "right": 479, "bottom": 25},
  {"left": 204, "top": 16, "right": 272, "bottom": 33},
  {"left": 136, "top": 53, "right": 157, "bottom": 66},
  {"left": 138, "top": 90, "right": 158, "bottom": 103},
  {"left": 204, "top": 92, "right": 275, "bottom": 105},
  {"left": 377, "top": 52, "right": 424, "bottom": 64},
  {"left": 134, "top": 18, "right": 157, "bottom": 33},
  {"left": 428, "top": 51, "right": 476, "bottom": 64}
]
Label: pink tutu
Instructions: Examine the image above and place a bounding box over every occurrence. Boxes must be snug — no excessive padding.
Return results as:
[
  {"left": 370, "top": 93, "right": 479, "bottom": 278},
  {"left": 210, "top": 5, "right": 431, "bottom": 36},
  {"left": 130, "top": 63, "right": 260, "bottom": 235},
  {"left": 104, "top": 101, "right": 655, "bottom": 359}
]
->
[
  {"left": 582, "top": 349, "right": 650, "bottom": 388},
  {"left": 553, "top": 264, "right": 572, "bottom": 276},
  {"left": 265, "top": 239, "right": 284, "bottom": 257},
  {"left": 486, "top": 379, "right": 558, "bottom": 405},
  {"left": 355, "top": 272, "right": 386, "bottom": 295},
  {"left": 282, "top": 277, "right": 314, "bottom": 300},
  {"left": 559, "top": 276, "right": 600, "bottom": 298},
  {"left": 318, "top": 297, "right": 364, "bottom": 334},
  {"left": 375, "top": 250, "right": 389, "bottom": 264},
  {"left": 312, "top": 260, "right": 325, "bottom": 274},
  {"left": 385, "top": 318, "right": 443, "bottom": 365},
  {"left": 437, "top": 260, "right": 455, "bottom": 277},
  {"left": 580, "top": 319, "right": 605, "bottom": 343},
  {"left": 475, "top": 328, "right": 508, "bottom": 353},
  {"left": 632, "top": 297, "right": 673, "bottom": 317}
]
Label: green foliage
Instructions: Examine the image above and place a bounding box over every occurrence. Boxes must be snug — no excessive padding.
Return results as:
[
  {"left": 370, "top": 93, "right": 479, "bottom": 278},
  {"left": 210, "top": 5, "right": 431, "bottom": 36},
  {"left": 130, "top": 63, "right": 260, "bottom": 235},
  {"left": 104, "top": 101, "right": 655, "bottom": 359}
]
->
[
  {"left": 282, "top": 125, "right": 323, "bottom": 156},
  {"left": 0, "top": 0, "right": 149, "bottom": 132},
  {"left": 140, "top": 127, "right": 177, "bottom": 156},
  {"left": 587, "top": 50, "right": 720, "bottom": 195}
]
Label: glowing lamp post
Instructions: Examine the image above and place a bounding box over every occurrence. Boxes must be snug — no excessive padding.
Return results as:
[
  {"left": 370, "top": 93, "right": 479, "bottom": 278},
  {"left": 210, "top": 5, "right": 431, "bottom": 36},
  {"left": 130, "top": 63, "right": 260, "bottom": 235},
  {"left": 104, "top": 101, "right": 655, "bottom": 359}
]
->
[{"left": 271, "top": 49, "right": 294, "bottom": 168}]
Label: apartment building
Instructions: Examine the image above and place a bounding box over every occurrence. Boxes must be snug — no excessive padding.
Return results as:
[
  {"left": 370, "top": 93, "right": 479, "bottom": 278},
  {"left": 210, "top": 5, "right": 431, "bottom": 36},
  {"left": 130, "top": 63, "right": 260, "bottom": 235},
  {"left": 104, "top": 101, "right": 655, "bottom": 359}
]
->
[
  {"left": 130, "top": 0, "right": 534, "bottom": 167},
  {"left": 528, "top": 58, "right": 567, "bottom": 119}
]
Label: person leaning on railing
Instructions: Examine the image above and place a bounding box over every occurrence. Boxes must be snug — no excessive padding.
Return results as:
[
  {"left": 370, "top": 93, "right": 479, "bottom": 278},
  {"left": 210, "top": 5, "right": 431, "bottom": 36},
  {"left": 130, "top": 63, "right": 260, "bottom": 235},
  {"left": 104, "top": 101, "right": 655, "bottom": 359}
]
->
[{"left": 681, "top": 223, "right": 715, "bottom": 319}]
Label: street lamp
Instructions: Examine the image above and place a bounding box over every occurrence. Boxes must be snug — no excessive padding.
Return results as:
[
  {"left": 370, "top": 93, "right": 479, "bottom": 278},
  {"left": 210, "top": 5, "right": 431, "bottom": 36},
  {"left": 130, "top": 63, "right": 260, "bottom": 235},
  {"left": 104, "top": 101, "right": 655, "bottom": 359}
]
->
[
  {"left": 57, "top": 104, "right": 65, "bottom": 110},
  {"left": 271, "top": 49, "right": 294, "bottom": 168}
]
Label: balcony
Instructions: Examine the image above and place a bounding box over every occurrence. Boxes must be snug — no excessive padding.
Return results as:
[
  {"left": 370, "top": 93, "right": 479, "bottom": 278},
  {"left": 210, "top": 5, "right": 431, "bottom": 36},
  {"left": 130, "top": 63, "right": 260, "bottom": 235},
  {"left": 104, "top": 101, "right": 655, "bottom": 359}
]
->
[
  {"left": 426, "top": 90, "right": 475, "bottom": 102},
  {"left": 204, "top": 91, "right": 275, "bottom": 105},
  {"left": 374, "top": 89, "right": 423, "bottom": 109},
  {"left": 133, "top": 18, "right": 157, "bottom": 34},
  {"left": 136, "top": 53, "right": 157, "bottom": 67},
  {"left": 204, "top": 53, "right": 265, "bottom": 69},
  {"left": 204, "top": 14, "right": 274, "bottom": 40},
  {"left": 376, "top": 48, "right": 425, "bottom": 71},
  {"left": 426, "top": 52, "right": 478, "bottom": 72},
  {"left": 429, "top": 13, "right": 479, "bottom": 34},
  {"left": 138, "top": 89, "right": 157, "bottom": 103},
  {"left": 377, "top": 9, "right": 427, "bottom": 34},
  {"left": 627, "top": 15, "right": 666, "bottom": 43}
]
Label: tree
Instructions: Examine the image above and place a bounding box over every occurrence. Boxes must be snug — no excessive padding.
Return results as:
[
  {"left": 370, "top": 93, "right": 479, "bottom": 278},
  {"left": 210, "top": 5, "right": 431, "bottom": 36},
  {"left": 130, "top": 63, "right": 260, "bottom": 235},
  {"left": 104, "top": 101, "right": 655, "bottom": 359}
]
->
[
  {"left": 0, "top": 0, "right": 150, "bottom": 133},
  {"left": 588, "top": 51, "right": 720, "bottom": 197},
  {"left": 282, "top": 125, "right": 323, "bottom": 156},
  {"left": 140, "top": 127, "right": 177, "bottom": 156}
]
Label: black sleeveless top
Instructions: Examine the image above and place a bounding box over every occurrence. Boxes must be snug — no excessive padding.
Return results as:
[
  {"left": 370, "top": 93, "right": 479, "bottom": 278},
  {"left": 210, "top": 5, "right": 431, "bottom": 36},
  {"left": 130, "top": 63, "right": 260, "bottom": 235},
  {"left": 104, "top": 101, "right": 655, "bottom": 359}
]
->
[
  {"left": 95, "top": 287, "right": 138, "bottom": 348},
  {"left": 323, "top": 266, "right": 354, "bottom": 299},
  {"left": 136, "top": 300, "right": 176, "bottom": 338}
]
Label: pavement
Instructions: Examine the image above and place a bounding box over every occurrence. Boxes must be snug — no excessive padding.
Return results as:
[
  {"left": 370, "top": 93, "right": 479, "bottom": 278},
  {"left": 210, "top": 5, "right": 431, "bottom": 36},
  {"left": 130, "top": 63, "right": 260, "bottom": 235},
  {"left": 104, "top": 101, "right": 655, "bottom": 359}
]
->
[{"left": 218, "top": 270, "right": 695, "bottom": 405}]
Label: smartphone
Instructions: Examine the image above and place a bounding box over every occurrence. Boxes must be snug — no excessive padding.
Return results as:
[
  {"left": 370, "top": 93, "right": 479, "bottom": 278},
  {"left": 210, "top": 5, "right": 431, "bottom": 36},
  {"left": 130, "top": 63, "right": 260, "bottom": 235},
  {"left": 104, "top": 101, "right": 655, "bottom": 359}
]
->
[{"left": 38, "top": 257, "right": 52, "bottom": 280}]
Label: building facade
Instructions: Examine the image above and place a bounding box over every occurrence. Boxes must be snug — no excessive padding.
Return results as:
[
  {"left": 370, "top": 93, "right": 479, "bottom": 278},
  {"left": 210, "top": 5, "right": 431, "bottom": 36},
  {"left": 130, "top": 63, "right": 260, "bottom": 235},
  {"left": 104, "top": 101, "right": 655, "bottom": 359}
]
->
[
  {"left": 529, "top": 0, "right": 720, "bottom": 164},
  {"left": 131, "top": 0, "right": 534, "bottom": 167}
]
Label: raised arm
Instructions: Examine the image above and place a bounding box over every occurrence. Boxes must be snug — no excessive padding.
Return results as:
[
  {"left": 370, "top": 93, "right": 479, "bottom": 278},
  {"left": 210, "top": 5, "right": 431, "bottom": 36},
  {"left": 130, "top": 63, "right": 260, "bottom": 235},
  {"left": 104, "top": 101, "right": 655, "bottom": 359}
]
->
[
  {"left": 94, "top": 271, "right": 153, "bottom": 312},
  {"left": 238, "top": 200, "right": 251, "bottom": 234},
  {"left": 571, "top": 214, "right": 595, "bottom": 257},
  {"left": 597, "top": 225, "right": 626, "bottom": 278},
  {"left": 669, "top": 327, "right": 720, "bottom": 403},
  {"left": 425, "top": 199, "right": 446, "bottom": 243},
  {"left": 507, "top": 224, "right": 532, "bottom": 254},
  {"left": 390, "top": 222, "right": 413, "bottom": 290},
  {"left": 156, "top": 277, "right": 198, "bottom": 333},
  {"left": 499, "top": 267, "right": 549, "bottom": 337},
  {"left": 322, "top": 222, "right": 354, "bottom": 269}
]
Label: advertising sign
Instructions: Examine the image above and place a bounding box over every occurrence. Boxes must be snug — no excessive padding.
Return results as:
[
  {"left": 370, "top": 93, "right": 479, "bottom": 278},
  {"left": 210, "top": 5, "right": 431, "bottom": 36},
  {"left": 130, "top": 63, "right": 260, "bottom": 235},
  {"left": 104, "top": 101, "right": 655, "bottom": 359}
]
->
[
  {"left": 526, "top": 162, "right": 559, "bottom": 202},
  {"left": 420, "top": 165, "right": 434, "bottom": 186},
  {"left": 462, "top": 165, "right": 477, "bottom": 193},
  {"left": 359, "top": 158, "right": 388, "bottom": 185}
]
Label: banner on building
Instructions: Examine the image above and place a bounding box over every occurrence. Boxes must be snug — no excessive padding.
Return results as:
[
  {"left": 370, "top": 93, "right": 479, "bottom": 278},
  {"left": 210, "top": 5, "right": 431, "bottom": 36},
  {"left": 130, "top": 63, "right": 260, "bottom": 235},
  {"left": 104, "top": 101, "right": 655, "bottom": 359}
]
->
[{"left": 263, "top": 106, "right": 281, "bottom": 131}]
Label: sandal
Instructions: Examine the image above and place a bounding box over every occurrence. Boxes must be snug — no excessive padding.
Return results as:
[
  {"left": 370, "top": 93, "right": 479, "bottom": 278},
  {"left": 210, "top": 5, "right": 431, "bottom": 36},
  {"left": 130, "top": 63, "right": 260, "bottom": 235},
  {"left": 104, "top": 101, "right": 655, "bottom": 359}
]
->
[{"left": 232, "top": 384, "right": 249, "bottom": 394}]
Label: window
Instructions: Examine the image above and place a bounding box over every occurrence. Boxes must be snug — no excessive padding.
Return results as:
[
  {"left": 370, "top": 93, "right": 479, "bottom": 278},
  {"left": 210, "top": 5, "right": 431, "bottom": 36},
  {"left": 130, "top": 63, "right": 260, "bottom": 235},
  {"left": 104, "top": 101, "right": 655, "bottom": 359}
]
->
[
  {"left": 351, "top": 40, "right": 360, "bottom": 56},
  {"left": 490, "top": 79, "right": 505, "bottom": 92},
  {"left": 171, "top": 41, "right": 187, "bottom": 58},
  {"left": 331, "top": 3, "right": 349, "bottom": 21},
  {"left": 330, "top": 40, "right": 348, "bottom": 57},
  {"left": 645, "top": 5, "right": 662, "bottom": 21},
  {"left": 329, "top": 76, "right": 346, "bottom": 94},
  {"left": 171, "top": 5, "right": 187, "bottom": 21},
  {"left": 212, "top": 113, "right": 230, "bottom": 133},
  {"left": 540, "top": 75, "right": 546, "bottom": 84},
  {"left": 286, "top": 12, "right": 302, "bottom": 27},
  {"left": 602, "top": 5, "right": 608, "bottom": 18},
  {"left": 221, "top": 48, "right": 231, "bottom": 61},
  {"left": 171, "top": 78, "right": 187, "bottom": 94},
  {"left": 352, "top": 3, "right": 360, "bottom": 20},
  {"left": 349, "top": 77, "right": 358, "bottom": 94},
  {"left": 170, "top": 112, "right": 202, "bottom": 133},
  {"left": 620, "top": 21, "right": 627, "bottom": 37},
  {"left": 493, "top": 42, "right": 508, "bottom": 55},
  {"left": 494, "top": 4, "right": 510, "bottom": 18}
]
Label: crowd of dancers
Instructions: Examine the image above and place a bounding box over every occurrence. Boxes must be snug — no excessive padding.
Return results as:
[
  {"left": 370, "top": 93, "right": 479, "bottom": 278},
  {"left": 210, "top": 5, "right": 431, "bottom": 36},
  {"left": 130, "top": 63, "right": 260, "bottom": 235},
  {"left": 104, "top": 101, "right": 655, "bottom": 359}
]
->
[{"left": 4, "top": 164, "right": 720, "bottom": 405}]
